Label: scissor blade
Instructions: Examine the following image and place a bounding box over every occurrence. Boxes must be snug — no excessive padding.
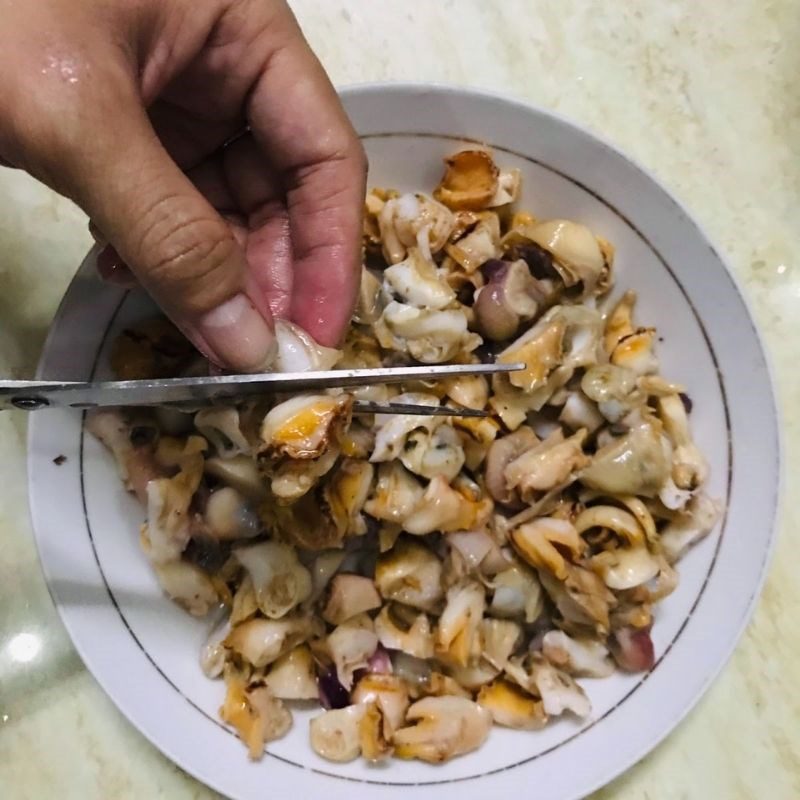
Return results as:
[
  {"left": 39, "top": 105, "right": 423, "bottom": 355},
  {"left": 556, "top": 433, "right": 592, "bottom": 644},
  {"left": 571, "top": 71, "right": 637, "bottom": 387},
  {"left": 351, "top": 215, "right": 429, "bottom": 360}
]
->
[
  {"left": 0, "top": 362, "right": 523, "bottom": 411},
  {"left": 353, "top": 401, "right": 486, "bottom": 418}
]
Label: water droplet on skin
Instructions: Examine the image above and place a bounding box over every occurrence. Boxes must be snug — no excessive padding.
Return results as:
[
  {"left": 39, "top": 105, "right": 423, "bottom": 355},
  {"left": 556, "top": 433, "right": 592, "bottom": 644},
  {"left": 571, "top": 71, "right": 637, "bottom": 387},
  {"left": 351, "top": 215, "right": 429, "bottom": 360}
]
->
[{"left": 41, "top": 53, "right": 82, "bottom": 85}]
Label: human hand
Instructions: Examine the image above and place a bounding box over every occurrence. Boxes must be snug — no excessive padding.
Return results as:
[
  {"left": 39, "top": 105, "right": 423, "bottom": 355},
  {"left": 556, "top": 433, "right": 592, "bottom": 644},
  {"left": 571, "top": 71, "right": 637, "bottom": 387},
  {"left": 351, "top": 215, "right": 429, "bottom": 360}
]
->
[{"left": 0, "top": 0, "right": 366, "bottom": 371}]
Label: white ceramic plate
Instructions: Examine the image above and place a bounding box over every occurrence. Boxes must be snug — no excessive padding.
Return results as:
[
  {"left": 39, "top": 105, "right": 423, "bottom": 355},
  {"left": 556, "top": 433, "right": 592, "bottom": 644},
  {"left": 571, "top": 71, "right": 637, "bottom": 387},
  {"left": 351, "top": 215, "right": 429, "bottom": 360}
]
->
[{"left": 27, "top": 85, "right": 780, "bottom": 800}]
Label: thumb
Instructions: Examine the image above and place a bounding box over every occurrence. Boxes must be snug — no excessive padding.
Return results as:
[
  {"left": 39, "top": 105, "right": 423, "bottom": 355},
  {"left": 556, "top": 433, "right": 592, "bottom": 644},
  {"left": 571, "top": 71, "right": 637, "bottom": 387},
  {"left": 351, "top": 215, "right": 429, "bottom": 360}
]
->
[{"left": 65, "top": 103, "right": 275, "bottom": 373}]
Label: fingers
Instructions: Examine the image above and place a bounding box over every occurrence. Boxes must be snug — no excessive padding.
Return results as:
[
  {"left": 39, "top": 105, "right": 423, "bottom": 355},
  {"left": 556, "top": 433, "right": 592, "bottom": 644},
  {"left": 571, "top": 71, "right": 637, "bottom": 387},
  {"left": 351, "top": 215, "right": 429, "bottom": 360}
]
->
[
  {"left": 67, "top": 92, "right": 275, "bottom": 373},
  {"left": 92, "top": 137, "right": 296, "bottom": 330},
  {"left": 243, "top": 4, "right": 366, "bottom": 346},
  {"left": 148, "top": 99, "right": 243, "bottom": 170},
  {"left": 223, "top": 135, "right": 293, "bottom": 320}
]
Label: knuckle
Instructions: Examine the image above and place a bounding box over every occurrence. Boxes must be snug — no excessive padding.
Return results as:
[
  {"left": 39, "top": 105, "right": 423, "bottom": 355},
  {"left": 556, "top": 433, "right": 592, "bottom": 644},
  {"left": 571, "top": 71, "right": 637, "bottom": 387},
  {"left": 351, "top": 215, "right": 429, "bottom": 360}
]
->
[{"left": 136, "top": 206, "right": 242, "bottom": 312}]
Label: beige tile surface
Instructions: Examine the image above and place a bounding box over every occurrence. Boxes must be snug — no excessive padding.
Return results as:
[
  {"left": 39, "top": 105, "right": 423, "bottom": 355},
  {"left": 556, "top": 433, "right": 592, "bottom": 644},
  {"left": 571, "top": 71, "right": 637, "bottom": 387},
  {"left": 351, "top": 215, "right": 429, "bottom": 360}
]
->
[{"left": 1, "top": 1, "right": 798, "bottom": 797}]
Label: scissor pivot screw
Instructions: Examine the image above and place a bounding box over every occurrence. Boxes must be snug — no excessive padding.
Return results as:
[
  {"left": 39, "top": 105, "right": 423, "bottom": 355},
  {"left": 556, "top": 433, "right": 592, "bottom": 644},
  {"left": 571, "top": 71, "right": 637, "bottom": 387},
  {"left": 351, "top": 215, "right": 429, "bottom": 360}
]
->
[{"left": 12, "top": 396, "right": 49, "bottom": 410}]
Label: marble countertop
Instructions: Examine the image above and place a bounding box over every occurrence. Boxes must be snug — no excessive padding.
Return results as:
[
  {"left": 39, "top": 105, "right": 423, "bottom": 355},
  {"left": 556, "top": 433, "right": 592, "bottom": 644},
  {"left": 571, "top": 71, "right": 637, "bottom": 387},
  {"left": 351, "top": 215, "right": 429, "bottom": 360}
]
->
[{"left": 1, "top": 1, "right": 798, "bottom": 797}]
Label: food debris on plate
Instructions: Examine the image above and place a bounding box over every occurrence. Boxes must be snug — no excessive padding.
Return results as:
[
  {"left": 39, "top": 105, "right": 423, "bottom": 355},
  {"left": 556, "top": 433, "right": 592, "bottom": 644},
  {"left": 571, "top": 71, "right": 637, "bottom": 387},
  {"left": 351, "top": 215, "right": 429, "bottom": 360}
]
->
[{"left": 88, "top": 149, "right": 721, "bottom": 764}]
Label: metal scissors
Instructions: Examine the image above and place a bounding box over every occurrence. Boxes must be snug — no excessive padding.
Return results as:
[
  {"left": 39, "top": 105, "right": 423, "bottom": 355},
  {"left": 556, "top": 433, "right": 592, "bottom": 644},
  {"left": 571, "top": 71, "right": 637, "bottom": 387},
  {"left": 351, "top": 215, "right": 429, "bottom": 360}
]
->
[{"left": 0, "top": 362, "right": 524, "bottom": 418}]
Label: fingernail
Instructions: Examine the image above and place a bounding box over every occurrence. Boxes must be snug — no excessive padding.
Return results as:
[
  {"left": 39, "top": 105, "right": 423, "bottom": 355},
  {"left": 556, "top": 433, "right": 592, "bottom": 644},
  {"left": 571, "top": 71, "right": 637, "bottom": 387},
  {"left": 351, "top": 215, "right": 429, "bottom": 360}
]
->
[
  {"left": 96, "top": 246, "right": 138, "bottom": 287},
  {"left": 197, "top": 294, "right": 276, "bottom": 373}
]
